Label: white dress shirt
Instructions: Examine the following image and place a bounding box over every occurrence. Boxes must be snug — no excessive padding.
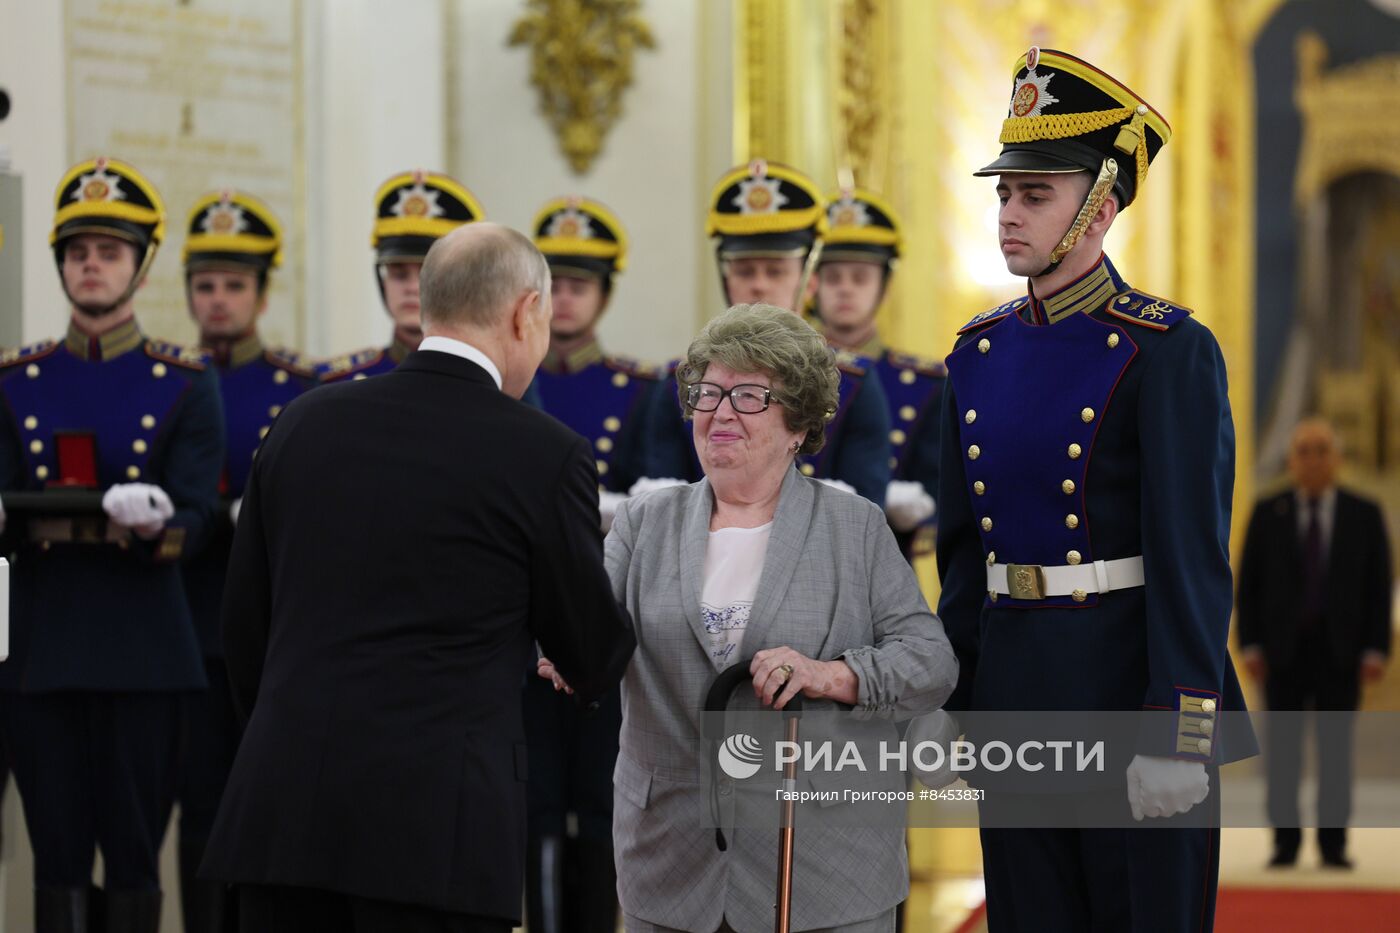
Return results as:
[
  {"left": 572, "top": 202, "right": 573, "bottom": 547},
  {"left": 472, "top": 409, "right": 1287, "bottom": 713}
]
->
[{"left": 418, "top": 335, "right": 503, "bottom": 390}]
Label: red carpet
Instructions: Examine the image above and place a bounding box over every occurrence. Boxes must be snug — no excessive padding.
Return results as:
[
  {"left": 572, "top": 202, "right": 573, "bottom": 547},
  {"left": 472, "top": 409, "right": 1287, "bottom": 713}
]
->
[
  {"left": 952, "top": 888, "right": 1400, "bottom": 932},
  {"left": 1215, "top": 887, "right": 1400, "bottom": 932}
]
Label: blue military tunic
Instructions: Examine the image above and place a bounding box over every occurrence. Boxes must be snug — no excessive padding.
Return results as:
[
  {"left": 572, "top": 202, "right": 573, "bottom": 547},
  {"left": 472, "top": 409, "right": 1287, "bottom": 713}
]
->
[
  {"left": 638, "top": 351, "right": 893, "bottom": 506},
  {"left": 183, "top": 335, "right": 313, "bottom": 656},
  {"left": 316, "top": 337, "right": 412, "bottom": 383},
  {"left": 935, "top": 255, "right": 1254, "bottom": 765},
  {"left": 531, "top": 340, "right": 660, "bottom": 494},
  {"left": 0, "top": 319, "right": 224, "bottom": 692}
]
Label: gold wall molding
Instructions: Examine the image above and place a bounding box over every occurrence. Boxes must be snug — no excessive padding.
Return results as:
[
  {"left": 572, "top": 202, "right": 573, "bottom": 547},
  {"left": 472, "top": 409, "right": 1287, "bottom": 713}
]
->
[
  {"left": 508, "top": 0, "right": 656, "bottom": 174},
  {"left": 1294, "top": 31, "right": 1400, "bottom": 205}
]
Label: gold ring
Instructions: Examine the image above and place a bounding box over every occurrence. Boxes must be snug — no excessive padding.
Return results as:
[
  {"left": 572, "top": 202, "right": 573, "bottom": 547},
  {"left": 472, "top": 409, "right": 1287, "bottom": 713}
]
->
[{"left": 778, "top": 664, "right": 794, "bottom": 683}]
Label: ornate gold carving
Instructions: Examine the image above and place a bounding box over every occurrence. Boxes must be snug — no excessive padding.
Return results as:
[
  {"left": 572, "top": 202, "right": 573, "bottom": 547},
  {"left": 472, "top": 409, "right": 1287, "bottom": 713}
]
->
[
  {"left": 835, "top": 0, "right": 887, "bottom": 190},
  {"left": 1294, "top": 32, "right": 1400, "bottom": 206},
  {"left": 508, "top": 0, "right": 656, "bottom": 174}
]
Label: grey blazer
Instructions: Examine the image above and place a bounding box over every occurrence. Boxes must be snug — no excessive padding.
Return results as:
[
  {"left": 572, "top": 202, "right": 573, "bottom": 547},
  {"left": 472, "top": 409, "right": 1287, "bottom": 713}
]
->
[{"left": 606, "top": 466, "right": 958, "bottom": 933}]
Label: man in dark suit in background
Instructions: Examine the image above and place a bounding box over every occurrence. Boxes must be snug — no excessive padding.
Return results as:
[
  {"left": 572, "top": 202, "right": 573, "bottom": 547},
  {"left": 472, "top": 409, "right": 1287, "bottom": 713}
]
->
[
  {"left": 201, "top": 222, "right": 636, "bottom": 932},
  {"left": 1238, "top": 417, "right": 1392, "bottom": 869}
]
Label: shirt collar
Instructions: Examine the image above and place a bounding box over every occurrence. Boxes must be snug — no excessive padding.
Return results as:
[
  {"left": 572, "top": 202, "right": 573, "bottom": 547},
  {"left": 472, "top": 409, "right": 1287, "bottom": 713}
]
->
[
  {"left": 1026, "top": 253, "right": 1126, "bottom": 325},
  {"left": 541, "top": 337, "right": 604, "bottom": 375},
  {"left": 418, "top": 335, "right": 503, "bottom": 390},
  {"left": 65, "top": 316, "right": 143, "bottom": 361}
]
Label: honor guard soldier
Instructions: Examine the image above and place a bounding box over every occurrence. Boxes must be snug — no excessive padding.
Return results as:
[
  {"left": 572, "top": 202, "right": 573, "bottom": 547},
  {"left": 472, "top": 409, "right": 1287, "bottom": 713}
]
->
[
  {"left": 934, "top": 50, "right": 1255, "bottom": 931},
  {"left": 177, "top": 189, "right": 311, "bottom": 932},
  {"left": 522, "top": 196, "right": 648, "bottom": 933},
  {"left": 0, "top": 157, "right": 224, "bottom": 932},
  {"left": 318, "top": 169, "right": 483, "bottom": 383},
  {"left": 816, "top": 187, "right": 942, "bottom": 556},
  {"left": 637, "top": 161, "right": 892, "bottom": 505}
]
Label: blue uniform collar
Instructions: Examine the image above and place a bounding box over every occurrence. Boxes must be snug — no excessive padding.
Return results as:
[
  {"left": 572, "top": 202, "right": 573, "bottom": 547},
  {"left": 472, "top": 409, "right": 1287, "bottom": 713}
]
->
[
  {"left": 64, "top": 317, "right": 143, "bottom": 361},
  {"left": 203, "top": 332, "right": 264, "bottom": 370},
  {"left": 541, "top": 336, "right": 604, "bottom": 375},
  {"left": 1025, "top": 253, "right": 1126, "bottom": 325}
]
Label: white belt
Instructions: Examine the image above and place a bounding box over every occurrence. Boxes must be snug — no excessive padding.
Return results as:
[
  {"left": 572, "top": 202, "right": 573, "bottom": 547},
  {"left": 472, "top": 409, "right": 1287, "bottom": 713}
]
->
[{"left": 986, "top": 556, "right": 1144, "bottom": 600}]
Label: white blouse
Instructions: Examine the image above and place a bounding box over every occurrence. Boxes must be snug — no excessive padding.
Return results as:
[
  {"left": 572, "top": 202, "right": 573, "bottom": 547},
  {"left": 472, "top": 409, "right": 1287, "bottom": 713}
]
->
[{"left": 699, "top": 522, "right": 772, "bottom": 671}]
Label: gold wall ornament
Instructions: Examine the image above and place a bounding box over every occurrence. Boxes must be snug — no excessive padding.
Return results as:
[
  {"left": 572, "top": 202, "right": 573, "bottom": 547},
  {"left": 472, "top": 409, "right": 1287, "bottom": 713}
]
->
[
  {"left": 1293, "top": 31, "right": 1400, "bottom": 206},
  {"left": 833, "top": 0, "right": 890, "bottom": 192},
  {"left": 508, "top": 0, "right": 656, "bottom": 174}
]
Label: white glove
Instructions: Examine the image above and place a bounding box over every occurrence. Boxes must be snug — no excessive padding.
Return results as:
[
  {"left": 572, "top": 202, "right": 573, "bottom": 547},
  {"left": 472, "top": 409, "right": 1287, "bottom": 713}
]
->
[
  {"left": 816, "top": 478, "right": 857, "bottom": 496},
  {"left": 598, "top": 490, "right": 628, "bottom": 534},
  {"left": 229, "top": 497, "right": 243, "bottom": 525},
  {"left": 102, "top": 483, "right": 175, "bottom": 539},
  {"left": 885, "top": 480, "right": 935, "bottom": 531},
  {"left": 627, "top": 477, "right": 688, "bottom": 497},
  {"left": 1125, "top": 754, "right": 1209, "bottom": 821},
  {"left": 907, "top": 710, "right": 961, "bottom": 789}
]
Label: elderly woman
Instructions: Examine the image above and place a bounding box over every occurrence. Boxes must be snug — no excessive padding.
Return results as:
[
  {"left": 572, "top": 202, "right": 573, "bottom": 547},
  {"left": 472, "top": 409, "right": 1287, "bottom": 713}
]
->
[{"left": 547, "top": 303, "right": 956, "bottom": 932}]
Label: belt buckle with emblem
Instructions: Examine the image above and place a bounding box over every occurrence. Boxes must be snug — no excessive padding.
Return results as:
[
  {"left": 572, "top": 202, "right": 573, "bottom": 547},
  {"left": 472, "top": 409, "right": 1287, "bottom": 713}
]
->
[{"left": 1007, "top": 563, "right": 1046, "bottom": 600}]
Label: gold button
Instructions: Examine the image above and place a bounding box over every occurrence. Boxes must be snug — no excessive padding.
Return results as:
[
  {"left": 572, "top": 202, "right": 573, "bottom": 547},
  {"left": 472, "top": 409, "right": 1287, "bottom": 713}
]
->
[
  {"left": 1136, "top": 104, "right": 1148, "bottom": 115},
  {"left": 968, "top": 445, "right": 980, "bottom": 460},
  {"left": 1197, "top": 738, "right": 1212, "bottom": 755},
  {"left": 1072, "top": 589, "right": 1087, "bottom": 603},
  {"left": 964, "top": 409, "right": 977, "bottom": 424},
  {"left": 977, "top": 338, "right": 991, "bottom": 354},
  {"left": 1062, "top": 479, "right": 1076, "bottom": 495},
  {"left": 596, "top": 437, "right": 614, "bottom": 453},
  {"left": 269, "top": 404, "right": 282, "bottom": 417},
  {"left": 23, "top": 416, "right": 37, "bottom": 430},
  {"left": 981, "top": 517, "right": 993, "bottom": 532},
  {"left": 890, "top": 429, "right": 907, "bottom": 445},
  {"left": 141, "top": 415, "right": 156, "bottom": 430},
  {"left": 611, "top": 372, "right": 629, "bottom": 388},
  {"left": 132, "top": 439, "right": 147, "bottom": 454},
  {"left": 152, "top": 362, "right": 168, "bottom": 378},
  {"left": 800, "top": 463, "right": 815, "bottom": 476},
  {"left": 986, "top": 551, "right": 996, "bottom": 565},
  {"left": 888, "top": 456, "right": 898, "bottom": 469},
  {"left": 126, "top": 465, "right": 141, "bottom": 479},
  {"left": 900, "top": 405, "right": 917, "bottom": 422},
  {"left": 259, "top": 426, "right": 270, "bottom": 439},
  {"left": 1065, "top": 514, "right": 1079, "bottom": 529},
  {"left": 1107, "top": 333, "right": 1120, "bottom": 349},
  {"left": 603, "top": 416, "right": 621, "bottom": 432},
  {"left": 353, "top": 373, "right": 367, "bottom": 381},
  {"left": 36, "top": 465, "right": 49, "bottom": 480},
  {"left": 900, "top": 369, "right": 916, "bottom": 385},
  {"left": 1200, "top": 719, "right": 1215, "bottom": 736},
  {"left": 26, "top": 363, "right": 40, "bottom": 378},
  {"left": 988, "top": 591, "right": 998, "bottom": 603},
  {"left": 41, "top": 540, "right": 52, "bottom": 552},
  {"left": 29, "top": 439, "right": 43, "bottom": 454},
  {"left": 1067, "top": 550, "right": 1082, "bottom": 565},
  {"left": 1068, "top": 443, "right": 1082, "bottom": 459},
  {"left": 1200, "top": 699, "right": 1217, "bottom": 714},
  {"left": 274, "top": 369, "right": 290, "bottom": 384},
  {"left": 596, "top": 460, "right": 609, "bottom": 474},
  {"left": 1080, "top": 407, "right": 1095, "bottom": 423},
  {"left": 973, "top": 481, "right": 986, "bottom": 496},
  {"left": 1118, "top": 295, "right": 1131, "bottom": 305}
]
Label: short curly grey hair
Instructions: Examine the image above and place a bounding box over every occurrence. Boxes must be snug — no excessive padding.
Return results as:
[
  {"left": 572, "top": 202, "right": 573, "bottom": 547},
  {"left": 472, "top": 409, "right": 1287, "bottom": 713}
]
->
[{"left": 676, "top": 303, "right": 839, "bottom": 456}]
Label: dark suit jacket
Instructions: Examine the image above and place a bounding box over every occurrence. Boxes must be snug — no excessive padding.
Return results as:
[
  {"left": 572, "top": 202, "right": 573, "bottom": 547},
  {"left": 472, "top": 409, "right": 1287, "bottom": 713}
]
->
[
  {"left": 1237, "top": 487, "right": 1392, "bottom": 677},
  {"left": 201, "top": 350, "right": 635, "bottom": 921}
]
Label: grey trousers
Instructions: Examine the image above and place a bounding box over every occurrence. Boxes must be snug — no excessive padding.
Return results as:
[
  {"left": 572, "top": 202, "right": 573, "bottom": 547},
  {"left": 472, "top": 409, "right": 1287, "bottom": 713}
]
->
[{"left": 623, "top": 908, "right": 895, "bottom": 933}]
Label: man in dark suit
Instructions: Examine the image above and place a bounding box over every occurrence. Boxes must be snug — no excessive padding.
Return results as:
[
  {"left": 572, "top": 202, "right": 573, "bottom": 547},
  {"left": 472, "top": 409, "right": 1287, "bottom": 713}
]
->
[
  {"left": 1238, "top": 417, "right": 1392, "bottom": 869},
  {"left": 201, "top": 222, "right": 636, "bottom": 933}
]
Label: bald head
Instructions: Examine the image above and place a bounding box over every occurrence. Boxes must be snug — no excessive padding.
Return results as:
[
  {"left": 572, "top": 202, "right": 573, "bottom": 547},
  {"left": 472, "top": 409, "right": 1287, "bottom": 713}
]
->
[
  {"left": 420, "top": 222, "right": 551, "bottom": 331},
  {"left": 1288, "top": 417, "right": 1341, "bottom": 495}
]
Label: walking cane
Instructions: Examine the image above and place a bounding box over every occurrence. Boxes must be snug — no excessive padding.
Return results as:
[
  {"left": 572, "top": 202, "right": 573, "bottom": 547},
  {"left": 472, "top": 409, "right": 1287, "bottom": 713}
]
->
[{"left": 704, "top": 659, "right": 804, "bottom": 933}]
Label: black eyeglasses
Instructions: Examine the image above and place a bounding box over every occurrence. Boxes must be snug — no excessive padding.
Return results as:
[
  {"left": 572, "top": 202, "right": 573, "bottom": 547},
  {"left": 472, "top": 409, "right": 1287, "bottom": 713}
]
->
[{"left": 685, "top": 382, "right": 773, "bottom": 414}]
